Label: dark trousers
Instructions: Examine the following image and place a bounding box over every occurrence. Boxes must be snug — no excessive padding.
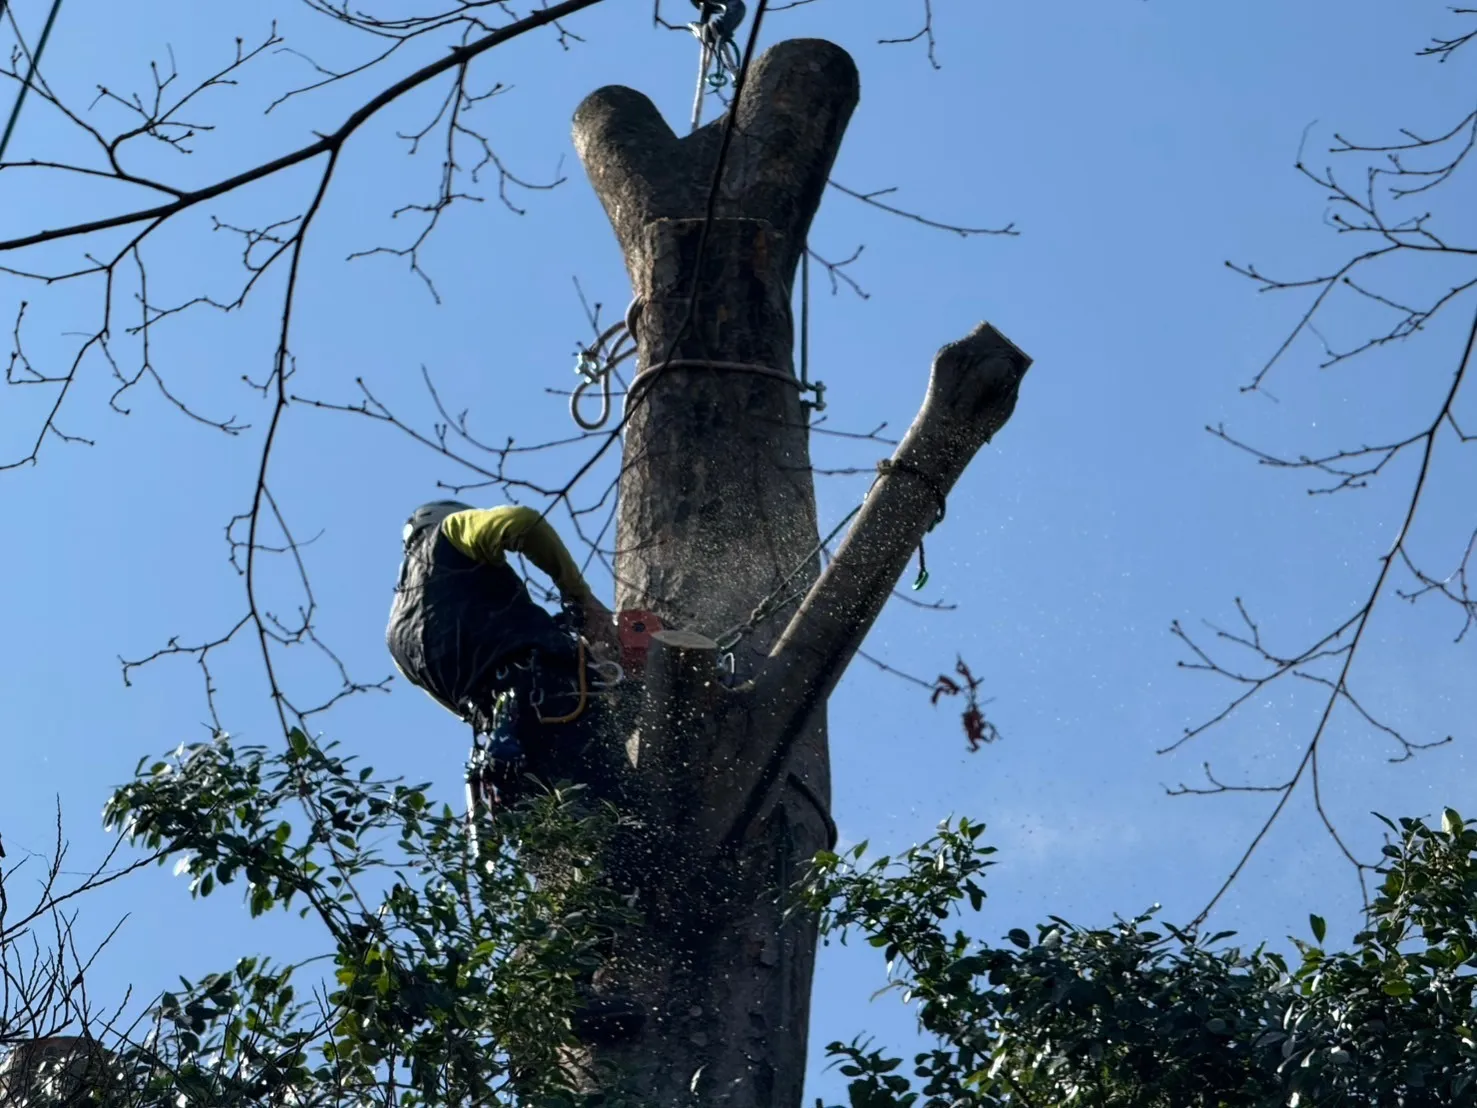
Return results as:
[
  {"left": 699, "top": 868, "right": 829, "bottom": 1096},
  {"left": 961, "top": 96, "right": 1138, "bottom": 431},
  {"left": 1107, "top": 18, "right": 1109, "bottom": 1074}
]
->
[{"left": 465, "top": 645, "right": 615, "bottom": 809}]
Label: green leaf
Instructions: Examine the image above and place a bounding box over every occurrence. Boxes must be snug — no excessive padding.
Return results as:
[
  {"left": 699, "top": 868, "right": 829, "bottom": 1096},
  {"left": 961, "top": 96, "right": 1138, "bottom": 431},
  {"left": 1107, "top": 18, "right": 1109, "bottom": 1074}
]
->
[
  {"left": 1007, "top": 929, "right": 1031, "bottom": 949},
  {"left": 1309, "top": 914, "right": 1326, "bottom": 944}
]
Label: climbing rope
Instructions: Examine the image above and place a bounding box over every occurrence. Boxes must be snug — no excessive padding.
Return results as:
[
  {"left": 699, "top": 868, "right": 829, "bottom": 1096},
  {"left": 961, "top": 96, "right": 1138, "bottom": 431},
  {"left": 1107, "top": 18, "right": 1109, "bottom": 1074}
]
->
[
  {"left": 714, "top": 502, "right": 862, "bottom": 653},
  {"left": 570, "top": 298, "right": 823, "bottom": 429},
  {"left": 0, "top": 0, "right": 65, "bottom": 161},
  {"left": 569, "top": 300, "right": 640, "bottom": 431},
  {"left": 876, "top": 459, "right": 948, "bottom": 525},
  {"left": 688, "top": 0, "right": 746, "bottom": 132},
  {"left": 713, "top": 457, "right": 951, "bottom": 652},
  {"left": 799, "top": 249, "right": 826, "bottom": 413},
  {"left": 535, "top": 637, "right": 590, "bottom": 725},
  {"left": 625, "top": 358, "right": 804, "bottom": 408}
]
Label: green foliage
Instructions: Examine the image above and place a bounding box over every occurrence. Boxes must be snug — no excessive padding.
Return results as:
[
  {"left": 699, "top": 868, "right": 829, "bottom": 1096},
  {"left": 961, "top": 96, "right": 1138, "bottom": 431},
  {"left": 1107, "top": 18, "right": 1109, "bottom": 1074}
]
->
[
  {"left": 802, "top": 811, "right": 1477, "bottom": 1108},
  {"left": 98, "top": 729, "right": 635, "bottom": 1107},
  {"left": 46, "top": 733, "right": 1477, "bottom": 1108}
]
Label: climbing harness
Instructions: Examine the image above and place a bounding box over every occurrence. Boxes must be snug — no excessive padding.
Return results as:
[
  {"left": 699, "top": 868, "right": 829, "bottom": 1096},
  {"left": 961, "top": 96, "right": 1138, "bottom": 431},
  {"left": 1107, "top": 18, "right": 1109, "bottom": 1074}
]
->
[
  {"left": 534, "top": 637, "right": 592, "bottom": 725},
  {"left": 687, "top": 0, "right": 746, "bottom": 131},
  {"left": 461, "top": 638, "right": 622, "bottom": 859}
]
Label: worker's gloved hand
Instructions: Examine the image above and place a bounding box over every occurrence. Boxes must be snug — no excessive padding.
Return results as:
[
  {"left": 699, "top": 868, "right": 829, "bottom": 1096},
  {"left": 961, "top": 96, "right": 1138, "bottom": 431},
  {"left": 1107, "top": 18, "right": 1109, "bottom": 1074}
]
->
[{"left": 579, "top": 596, "right": 621, "bottom": 655}]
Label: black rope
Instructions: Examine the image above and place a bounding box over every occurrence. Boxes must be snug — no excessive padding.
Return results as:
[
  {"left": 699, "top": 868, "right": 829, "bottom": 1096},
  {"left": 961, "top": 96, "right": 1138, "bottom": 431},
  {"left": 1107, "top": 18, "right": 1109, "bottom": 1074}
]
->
[
  {"left": 876, "top": 458, "right": 947, "bottom": 529},
  {"left": 0, "top": 0, "right": 65, "bottom": 162}
]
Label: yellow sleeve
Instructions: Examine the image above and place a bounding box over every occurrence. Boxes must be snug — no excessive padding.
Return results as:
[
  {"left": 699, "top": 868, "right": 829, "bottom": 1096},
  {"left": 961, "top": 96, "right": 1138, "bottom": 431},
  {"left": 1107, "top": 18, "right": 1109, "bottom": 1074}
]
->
[{"left": 440, "top": 506, "right": 593, "bottom": 602}]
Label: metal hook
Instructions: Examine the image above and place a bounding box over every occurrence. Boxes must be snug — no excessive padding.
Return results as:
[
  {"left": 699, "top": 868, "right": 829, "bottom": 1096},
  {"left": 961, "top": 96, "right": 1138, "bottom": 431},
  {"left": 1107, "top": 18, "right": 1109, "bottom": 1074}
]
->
[{"left": 591, "top": 659, "right": 625, "bottom": 689}]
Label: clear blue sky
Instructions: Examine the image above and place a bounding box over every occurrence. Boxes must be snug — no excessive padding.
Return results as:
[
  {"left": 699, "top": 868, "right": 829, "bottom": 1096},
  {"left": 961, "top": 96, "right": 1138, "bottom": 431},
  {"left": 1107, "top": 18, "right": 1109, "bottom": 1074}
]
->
[{"left": 2, "top": 0, "right": 1473, "bottom": 1100}]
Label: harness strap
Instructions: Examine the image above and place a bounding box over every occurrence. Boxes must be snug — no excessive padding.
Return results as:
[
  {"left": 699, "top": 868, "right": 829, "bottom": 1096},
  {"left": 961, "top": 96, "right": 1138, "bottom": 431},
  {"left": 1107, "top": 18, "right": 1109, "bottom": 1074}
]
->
[{"left": 535, "top": 638, "right": 590, "bottom": 725}]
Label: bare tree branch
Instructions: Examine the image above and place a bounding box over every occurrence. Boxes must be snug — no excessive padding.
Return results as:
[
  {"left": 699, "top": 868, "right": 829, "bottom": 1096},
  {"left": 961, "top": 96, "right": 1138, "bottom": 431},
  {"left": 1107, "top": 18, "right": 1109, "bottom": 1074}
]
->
[
  {"left": 877, "top": 0, "right": 940, "bottom": 70},
  {"left": 827, "top": 178, "right": 1016, "bottom": 237},
  {"left": 2, "top": 0, "right": 608, "bottom": 736},
  {"left": 1181, "top": 304, "right": 1474, "bottom": 925},
  {"left": 1178, "top": 11, "right": 1477, "bottom": 922},
  {"left": 0, "top": 1, "right": 603, "bottom": 255}
]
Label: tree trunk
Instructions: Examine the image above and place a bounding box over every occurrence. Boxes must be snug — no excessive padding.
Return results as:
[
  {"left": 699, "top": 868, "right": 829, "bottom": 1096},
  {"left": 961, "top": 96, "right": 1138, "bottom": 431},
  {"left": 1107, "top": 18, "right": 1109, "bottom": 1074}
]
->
[
  {"left": 564, "top": 38, "right": 1032, "bottom": 1107},
  {"left": 0, "top": 1037, "right": 119, "bottom": 1107}
]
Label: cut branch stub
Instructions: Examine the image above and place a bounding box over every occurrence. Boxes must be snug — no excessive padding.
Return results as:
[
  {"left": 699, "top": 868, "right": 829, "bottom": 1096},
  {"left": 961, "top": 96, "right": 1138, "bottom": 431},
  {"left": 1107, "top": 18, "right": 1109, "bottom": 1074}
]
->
[
  {"left": 766, "top": 322, "right": 1031, "bottom": 708},
  {"left": 640, "top": 628, "right": 722, "bottom": 744},
  {"left": 729, "top": 323, "right": 1032, "bottom": 843},
  {"left": 630, "top": 628, "right": 728, "bottom": 858}
]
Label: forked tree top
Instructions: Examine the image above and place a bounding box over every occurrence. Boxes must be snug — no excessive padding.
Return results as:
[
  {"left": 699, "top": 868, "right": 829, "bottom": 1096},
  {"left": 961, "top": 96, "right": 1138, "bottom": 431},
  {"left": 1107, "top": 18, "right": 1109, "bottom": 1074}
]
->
[{"left": 572, "top": 38, "right": 860, "bottom": 280}]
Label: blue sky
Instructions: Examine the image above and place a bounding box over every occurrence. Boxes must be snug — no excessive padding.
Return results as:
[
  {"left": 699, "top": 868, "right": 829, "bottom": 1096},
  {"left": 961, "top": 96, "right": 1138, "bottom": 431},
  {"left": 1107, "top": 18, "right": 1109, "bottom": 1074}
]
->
[{"left": 2, "top": 0, "right": 1474, "bottom": 1100}]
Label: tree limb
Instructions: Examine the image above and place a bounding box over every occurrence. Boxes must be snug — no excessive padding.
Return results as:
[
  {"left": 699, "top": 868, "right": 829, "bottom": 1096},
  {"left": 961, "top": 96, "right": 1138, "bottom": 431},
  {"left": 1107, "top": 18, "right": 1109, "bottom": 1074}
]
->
[
  {"left": 0, "top": 0, "right": 605, "bottom": 253},
  {"left": 727, "top": 322, "right": 1031, "bottom": 846}
]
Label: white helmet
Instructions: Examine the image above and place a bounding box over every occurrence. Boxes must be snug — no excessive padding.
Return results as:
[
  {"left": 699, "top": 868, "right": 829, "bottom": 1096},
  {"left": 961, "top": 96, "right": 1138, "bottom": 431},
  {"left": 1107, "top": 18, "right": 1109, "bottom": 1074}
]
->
[{"left": 403, "top": 499, "right": 472, "bottom": 544}]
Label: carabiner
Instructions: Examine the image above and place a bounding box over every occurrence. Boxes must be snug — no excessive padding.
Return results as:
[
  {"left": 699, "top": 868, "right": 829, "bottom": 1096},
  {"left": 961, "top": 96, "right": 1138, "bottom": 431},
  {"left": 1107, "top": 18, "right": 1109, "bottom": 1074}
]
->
[{"left": 590, "top": 659, "right": 625, "bottom": 689}]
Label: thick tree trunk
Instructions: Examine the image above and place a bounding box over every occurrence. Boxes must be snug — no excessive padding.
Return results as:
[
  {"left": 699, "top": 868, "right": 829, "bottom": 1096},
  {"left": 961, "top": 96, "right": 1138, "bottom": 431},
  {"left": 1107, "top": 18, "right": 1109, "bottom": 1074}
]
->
[
  {"left": 0, "top": 1037, "right": 119, "bottom": 1106},
  {"left": 564, "top": 38, "right": 1031, "bottom": 1107}
]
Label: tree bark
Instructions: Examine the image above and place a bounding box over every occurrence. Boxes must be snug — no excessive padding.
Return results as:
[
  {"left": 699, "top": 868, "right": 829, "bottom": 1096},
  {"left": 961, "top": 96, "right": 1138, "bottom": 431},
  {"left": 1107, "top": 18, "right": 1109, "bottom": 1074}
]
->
[
  {"left": 0, "top": 1036, "right": 119, "bottom": 1107},
  {"left": 565, "top": 38, "right": 1031, "bottom": 1107}
]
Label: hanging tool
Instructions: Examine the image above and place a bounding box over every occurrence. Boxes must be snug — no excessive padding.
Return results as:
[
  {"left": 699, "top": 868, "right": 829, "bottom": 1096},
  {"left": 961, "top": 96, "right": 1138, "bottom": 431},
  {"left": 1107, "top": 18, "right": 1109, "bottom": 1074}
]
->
[{"left": 688, "top": 0, "right": 747, "bottom": 131}]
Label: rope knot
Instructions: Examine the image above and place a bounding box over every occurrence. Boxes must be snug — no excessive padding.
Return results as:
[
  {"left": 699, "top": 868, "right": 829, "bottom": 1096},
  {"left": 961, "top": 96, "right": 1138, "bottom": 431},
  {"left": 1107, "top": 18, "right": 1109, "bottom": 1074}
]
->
[{"left": 876, "top": 458, "right": 948, "bottom": 530}]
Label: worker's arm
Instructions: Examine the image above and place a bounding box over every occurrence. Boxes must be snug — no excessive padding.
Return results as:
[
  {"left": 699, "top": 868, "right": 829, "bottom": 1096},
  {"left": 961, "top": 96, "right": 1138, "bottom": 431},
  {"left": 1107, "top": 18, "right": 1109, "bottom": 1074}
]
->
[{"left": 441, "top": 506, "right": 594, "bottom": 602}]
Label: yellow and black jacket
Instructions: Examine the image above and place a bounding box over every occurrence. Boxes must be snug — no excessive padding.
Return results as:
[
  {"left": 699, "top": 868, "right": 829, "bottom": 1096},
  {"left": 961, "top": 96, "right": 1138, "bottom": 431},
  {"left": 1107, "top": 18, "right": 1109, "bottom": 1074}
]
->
[{"left": 386, "top": 506, "right": 590, "bottom": 720}]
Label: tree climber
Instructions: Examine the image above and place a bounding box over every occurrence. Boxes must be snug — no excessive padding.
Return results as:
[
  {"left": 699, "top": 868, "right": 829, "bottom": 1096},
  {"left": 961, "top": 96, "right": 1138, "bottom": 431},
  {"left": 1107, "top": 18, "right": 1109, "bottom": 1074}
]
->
[
  {"left": 386, "top": 500, "right": 621, "bottom": 806},
  {"left": 388, "top": 501, "right": 644, "bottom": 1044}
]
